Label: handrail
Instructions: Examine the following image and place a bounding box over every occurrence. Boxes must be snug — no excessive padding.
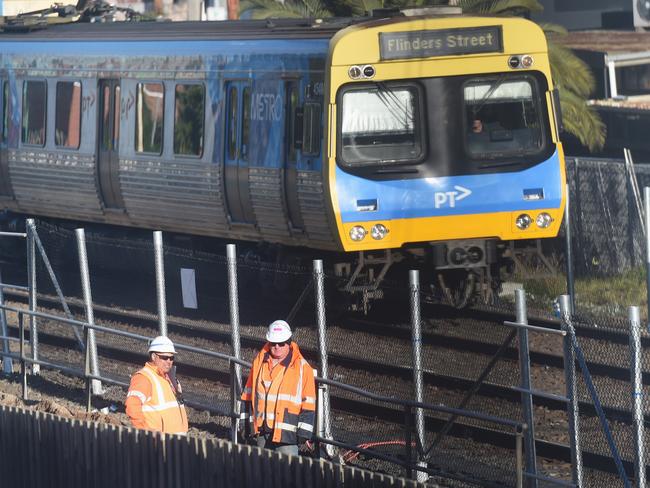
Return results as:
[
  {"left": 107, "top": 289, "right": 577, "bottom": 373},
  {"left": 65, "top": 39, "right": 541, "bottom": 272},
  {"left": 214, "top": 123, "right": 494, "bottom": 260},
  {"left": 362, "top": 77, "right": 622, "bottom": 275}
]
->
[
  {"left": 2, "top": 303, "right": 531, "bottom": 484},
  {"left": 1, "top": 303, "right": 524, "bottom": 431}
]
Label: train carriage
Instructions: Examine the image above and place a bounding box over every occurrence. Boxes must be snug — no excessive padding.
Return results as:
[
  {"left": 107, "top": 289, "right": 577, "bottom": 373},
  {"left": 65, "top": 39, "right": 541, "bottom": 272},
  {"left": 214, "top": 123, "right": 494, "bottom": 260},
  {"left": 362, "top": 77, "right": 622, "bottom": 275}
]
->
[{"left": 0, "top": 10, "right": 565, "bottom": 309}]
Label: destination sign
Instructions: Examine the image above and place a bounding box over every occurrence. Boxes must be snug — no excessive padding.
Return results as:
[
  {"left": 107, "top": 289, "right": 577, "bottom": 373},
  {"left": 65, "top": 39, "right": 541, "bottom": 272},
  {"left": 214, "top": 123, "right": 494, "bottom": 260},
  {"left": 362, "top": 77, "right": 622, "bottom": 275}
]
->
[{"left": 379, "top": 26, "right": 503, "bottom": 60}]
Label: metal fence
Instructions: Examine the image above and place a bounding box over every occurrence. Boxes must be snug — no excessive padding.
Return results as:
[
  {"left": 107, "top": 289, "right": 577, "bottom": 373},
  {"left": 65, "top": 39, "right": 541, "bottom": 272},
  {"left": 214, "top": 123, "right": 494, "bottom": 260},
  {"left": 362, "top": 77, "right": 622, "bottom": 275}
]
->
[{"left": 0, "top": 405, "right": 422, "bottom": 488}]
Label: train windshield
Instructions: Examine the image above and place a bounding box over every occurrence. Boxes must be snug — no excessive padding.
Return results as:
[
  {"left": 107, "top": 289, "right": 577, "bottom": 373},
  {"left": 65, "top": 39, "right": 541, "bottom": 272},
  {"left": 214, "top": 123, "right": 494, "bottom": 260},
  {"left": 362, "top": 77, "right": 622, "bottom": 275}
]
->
[
  {"left": 339, "top": 85, "right": 424, "bottom": 166},
  {"left": 337, "top": 72, "right": 551, "bottom": 178},
  {"left": 464, "top": 78, "right": 543, "bottom": 158}
]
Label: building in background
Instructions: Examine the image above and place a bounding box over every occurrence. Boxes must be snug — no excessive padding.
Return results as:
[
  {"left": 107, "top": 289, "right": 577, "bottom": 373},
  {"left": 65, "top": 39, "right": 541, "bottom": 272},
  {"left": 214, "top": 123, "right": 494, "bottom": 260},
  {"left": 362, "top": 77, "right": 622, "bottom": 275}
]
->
[{"left": 531, "top": 0, "right": 632, "bottom": 31}]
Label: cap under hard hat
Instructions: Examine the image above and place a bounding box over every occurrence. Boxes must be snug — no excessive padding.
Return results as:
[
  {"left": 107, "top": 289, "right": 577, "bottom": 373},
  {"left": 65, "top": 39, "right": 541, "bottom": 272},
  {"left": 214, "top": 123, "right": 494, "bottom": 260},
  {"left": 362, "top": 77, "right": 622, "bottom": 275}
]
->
[
  {"left": 148, "top": 335, "right": 177, "bottom": 354},
  {"left": 266, "top": 320, "right": 292, "bottom": 343}
]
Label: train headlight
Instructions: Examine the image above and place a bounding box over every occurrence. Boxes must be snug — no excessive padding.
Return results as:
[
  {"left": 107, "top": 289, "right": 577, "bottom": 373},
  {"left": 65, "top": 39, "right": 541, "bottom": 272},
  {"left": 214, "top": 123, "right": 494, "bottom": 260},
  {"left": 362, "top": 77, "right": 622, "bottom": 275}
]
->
[
  {"left": 536, "top": 212, "right": 553, "bottom": 228},
  {"left": 521, "top": 55, "right": 534, "bottom": 68},
  {"left": 348, "top": 65, "right": 362, "bottom": 80},
  {"left": 349, "top": 225, "right": 367, "bottom": 241},
  {"left": 515, "top": 214, "right": 532, "bottom": 230},
  {"left": 370, "top": 223, "right": 388, "bottom": 240}
]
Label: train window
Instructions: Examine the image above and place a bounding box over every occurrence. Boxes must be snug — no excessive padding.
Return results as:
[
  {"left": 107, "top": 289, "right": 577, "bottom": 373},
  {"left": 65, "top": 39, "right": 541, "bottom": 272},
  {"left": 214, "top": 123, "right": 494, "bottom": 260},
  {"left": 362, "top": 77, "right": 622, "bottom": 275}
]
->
[
  {"left": 55, "top": 81, "right": 82, "bottom": 149},
  {"left": 2, "top": 81, "right": 8, "bottom": 143},
  {"left": 464, "top": 77, "right": 544, "bottom": 159},
  {"left": 135, "top": 82, "right": 163, "bottom": 155},
  {"left": 114, "top": 86, "right": 121, "bottom": 145},
  {"left": 285, "top": 83, "right": 298, "bottom": 162},
  {"left": 227, "top": 86, "right": 237, "bottom": 160},
  {"left": 302, "top": 102, "right": 320, "bottom": 157},
  {"left": 174, "top": 84, "right": 204, "bottom": 157},
  {"left": 338, "top": 83, "right": 423, "bottom": 167},
  {"left": 241, "top": 87, "right": 250, "bottom": 161},
  {"left": 21, "top": 80, "right": 46, "bottom": 146}
]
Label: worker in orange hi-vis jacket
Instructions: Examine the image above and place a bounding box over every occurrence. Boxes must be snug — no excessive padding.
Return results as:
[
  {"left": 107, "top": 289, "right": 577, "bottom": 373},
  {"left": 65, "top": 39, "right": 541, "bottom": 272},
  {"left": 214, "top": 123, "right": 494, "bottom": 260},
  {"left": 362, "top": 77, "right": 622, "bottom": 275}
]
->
[
  {"left": 125, "top": 336, "right": 188, "bottom": 434},
  {"left": 240, "top": 320, "right": 316, "bottom": 456}
]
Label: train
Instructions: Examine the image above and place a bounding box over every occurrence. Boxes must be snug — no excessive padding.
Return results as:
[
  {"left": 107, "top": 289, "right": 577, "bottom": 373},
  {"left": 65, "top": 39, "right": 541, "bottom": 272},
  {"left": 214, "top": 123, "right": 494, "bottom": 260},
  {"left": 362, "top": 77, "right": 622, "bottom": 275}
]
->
[{"left": 0, "top": 8, "right": 566, "bottom": 310}]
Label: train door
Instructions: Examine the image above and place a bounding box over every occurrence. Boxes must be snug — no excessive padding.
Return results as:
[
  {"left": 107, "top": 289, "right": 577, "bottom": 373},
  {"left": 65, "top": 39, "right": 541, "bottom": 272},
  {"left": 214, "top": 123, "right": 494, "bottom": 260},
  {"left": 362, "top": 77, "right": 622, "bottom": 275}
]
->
[
  {"left": 0, "top": 80, "right": 13, "bottom": 198},
  {"left": 283, "top": 80, "right": 304, "bottom": 232},
  {"left": 97, "top": 79, "right": 125, "bottom": 210},
  {"left": 224, "top": 80, "right": 255, "bottom": 224}
]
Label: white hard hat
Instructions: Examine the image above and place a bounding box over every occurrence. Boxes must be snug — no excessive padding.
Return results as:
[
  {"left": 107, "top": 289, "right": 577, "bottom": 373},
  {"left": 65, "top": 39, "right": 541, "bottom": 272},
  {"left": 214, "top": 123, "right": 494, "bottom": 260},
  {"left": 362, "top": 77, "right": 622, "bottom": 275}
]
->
[
  {"left": 148, "top": 335, "right": 176, "bottom": 354},
  {"left": 265, "top": 320, "right": 292, "bottom": 343}
]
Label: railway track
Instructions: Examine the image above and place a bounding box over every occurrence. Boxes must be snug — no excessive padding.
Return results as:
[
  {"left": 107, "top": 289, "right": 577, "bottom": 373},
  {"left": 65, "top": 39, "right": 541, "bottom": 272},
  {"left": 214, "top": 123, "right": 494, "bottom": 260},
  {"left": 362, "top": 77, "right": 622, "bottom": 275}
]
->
[{"left": 0, "top": 289, "right": 638, "bottom": 484}]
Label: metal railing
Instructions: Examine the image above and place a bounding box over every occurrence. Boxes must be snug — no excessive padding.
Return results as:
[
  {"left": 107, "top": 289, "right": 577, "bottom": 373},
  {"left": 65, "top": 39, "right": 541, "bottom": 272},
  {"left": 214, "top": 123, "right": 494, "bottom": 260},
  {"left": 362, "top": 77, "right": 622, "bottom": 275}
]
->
[{"left": 0, "top": 302, "right": 535, "bottom": 486}]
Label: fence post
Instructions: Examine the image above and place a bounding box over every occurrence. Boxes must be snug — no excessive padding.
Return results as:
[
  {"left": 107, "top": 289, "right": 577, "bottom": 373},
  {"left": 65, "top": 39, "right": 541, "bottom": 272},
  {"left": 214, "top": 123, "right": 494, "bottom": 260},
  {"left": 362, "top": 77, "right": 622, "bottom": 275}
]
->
[
  {"left": 643, "top": 186, "right": 650, "bottom": 331},
  {"left": 515, "top": 289, "right": 537, "bottom": 487},
  {"left": 75, "top": 229, "right": 102, "bottom": 396},
  {"left": 153, "top": 231, "right": 168, "bottom": 337},
  {"left": 19, "top": 313, "right": 27, "bottom": 400},
  {"left": 564, "top": 184, "right": 576, "bottom": 313},
  {"left": 516, "top": 427, "right": 524, "bottom": 488},
  {"left": 313, "top": 259, "right": 333, "bottom": 454},
  {"left": 409, "top": 270, "right": 428, "bottom": 483},
  {"left": 404, "top": 404, "right": 413, "bottom": 480},
  {"left": 226, "top": 244, "right": 242, "bottom": 441},
  {"left": 629, "top": 305, "right": 646, "bottom": 488},
  {"left": 559, "top": 294, "right": 583, "bottom": 487},
  {"left": 26, "top": 219, "right": 38, "bottom": 374},
  {"left": 0, "top": 270, "right": 13, "bottom": 373}
]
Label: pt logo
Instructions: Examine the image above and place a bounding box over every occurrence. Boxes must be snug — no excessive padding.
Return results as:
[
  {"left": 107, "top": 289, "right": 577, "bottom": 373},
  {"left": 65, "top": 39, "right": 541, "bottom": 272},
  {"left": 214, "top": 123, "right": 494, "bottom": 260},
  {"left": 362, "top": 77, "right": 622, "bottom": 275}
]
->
[{"left": 434, "top": 186, "right": 472, "bottom": 208}]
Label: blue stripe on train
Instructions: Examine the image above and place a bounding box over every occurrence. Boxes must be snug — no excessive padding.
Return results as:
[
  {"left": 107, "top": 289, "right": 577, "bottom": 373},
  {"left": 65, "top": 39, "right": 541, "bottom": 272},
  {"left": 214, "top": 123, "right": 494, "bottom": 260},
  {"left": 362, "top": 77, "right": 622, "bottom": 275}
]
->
[{"left": 336, "top": 151, "right": 562, "bottom": 223}]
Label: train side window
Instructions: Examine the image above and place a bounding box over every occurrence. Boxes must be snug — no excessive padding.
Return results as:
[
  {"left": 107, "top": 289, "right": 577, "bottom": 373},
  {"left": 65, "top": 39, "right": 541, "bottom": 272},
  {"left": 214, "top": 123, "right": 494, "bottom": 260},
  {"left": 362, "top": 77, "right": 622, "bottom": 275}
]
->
[
  {"left": 21, "top": 80, "right": 46, "bottom": 146},
  {"left": 241, "top": 87, "right": 250, "bottom": 161},
  {"left": 285, "top": 83, "right": 298, "bottom": 162},
  {"left": 135, "top": 82, "right": 163, "bottom": 155},
  {"left": 114, "top": 85, "right": 121, "bottom": 146},
  {"left": 2, "top": 81, "right": 8, "bottom": 143},
  {"left": 302, "top": 102, "right": 320, "bottom": 156},
  {"left": 55, "top": 81, "right": 82, "bottom": 149},
  {"left": 174, "top": 84, "right": 204, "bottom": 157},
  {"left": 227, "top": 86, "right": 238, "bottom": 159}
]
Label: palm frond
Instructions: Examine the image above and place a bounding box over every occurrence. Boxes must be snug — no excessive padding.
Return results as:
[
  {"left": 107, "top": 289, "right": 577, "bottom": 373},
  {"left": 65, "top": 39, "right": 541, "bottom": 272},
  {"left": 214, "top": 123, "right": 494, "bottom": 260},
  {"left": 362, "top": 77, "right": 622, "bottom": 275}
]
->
[
  {"left": 558, "top": 89, "right": 606, "bottom": 152},
  {"left": 538, "top": 21, "right": 567, "bottom": 36},
  {"left": 459, "top": 0, "right": 542, "bottom": 15},
  {"left": 548, "top": 41, "right": 595, "bottom": 98},
  {"left": 241, "top": 0, "right": 331, "bottom": 18}
]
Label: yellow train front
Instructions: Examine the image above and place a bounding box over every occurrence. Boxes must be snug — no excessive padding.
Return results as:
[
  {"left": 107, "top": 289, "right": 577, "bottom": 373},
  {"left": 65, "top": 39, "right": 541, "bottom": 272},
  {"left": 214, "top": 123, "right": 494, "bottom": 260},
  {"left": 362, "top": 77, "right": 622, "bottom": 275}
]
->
[{"left": 326, "top": 15, "right": 565, "bottom": 306}]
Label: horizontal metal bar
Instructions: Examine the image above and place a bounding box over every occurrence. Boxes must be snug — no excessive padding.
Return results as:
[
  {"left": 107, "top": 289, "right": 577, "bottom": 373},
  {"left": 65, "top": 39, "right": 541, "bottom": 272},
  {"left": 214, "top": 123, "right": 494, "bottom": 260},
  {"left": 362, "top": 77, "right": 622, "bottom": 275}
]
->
[
  {"left": 320, "top": 377, "right": 524, "bottom": 429},
  {"left": 0, "top": 283, "right": 29, "bottom": 292},
  {"left": 503, "top": 320, "right": 566, "bottom": 336},
  {"left": 0, "top": 231, "right": 26, "bottom": 238},
  {"left": 5, "top": 304, "right": 523, "bottom": 432},
  {"left": 0, "top": 334, "right": 23, "bottom": 343},
  {"left": 511, "top": 386, "right": 569, "bottom": 403}
]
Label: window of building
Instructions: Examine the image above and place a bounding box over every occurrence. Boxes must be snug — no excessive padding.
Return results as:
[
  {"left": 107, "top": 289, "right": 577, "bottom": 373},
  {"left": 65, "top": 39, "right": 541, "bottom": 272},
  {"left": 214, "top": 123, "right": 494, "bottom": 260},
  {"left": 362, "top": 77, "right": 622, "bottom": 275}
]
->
[
  {"left": 55, "top": 81, "right": 82, "bottom": 149},
  {"left": 22, "top": 80, "right": 46, "bottom": 146},
  {"left": 135, "top": 82, "right": 163, "bottom": 154},
  {"left": 174, "top": 84, "right": 204, "bottom": 156}
]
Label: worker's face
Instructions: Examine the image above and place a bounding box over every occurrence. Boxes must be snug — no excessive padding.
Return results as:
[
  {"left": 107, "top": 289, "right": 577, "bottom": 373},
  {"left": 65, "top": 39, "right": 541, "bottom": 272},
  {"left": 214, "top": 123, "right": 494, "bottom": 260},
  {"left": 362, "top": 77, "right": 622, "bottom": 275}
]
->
[
  {"left": 152, "top": 352, "right": 175, "bottom": 374},
  {"left": 269, "top": 341, "right": 290, "bottom": 361},
  {"left": 472, "top": 119, "right": 483, "bottom": 133}
]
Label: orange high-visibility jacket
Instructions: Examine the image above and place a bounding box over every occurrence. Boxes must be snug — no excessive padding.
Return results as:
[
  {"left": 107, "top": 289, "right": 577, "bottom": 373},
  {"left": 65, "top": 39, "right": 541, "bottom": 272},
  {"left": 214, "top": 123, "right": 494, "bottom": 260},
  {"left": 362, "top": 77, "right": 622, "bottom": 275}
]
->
[
  {"left": 241, "top": 342, "right": 316, "bottom": 444},
  {"left": 126, "top": 362, "right": 188, "bottom": 434}
]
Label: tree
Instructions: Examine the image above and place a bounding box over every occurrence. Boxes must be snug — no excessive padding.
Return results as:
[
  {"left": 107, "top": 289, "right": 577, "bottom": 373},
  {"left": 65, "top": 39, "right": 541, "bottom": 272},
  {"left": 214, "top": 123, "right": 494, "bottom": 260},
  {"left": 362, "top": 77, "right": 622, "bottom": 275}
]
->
[{"left": 241, "top": 0, "right": 605, "bottom": 151}]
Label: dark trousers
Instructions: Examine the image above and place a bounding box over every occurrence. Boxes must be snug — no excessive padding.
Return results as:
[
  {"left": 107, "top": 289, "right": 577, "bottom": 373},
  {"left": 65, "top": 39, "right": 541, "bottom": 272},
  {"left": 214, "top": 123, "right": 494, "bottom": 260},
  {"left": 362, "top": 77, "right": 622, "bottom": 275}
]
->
[{"left": 255, "top": 433, "right": 299, "bottom": 456}]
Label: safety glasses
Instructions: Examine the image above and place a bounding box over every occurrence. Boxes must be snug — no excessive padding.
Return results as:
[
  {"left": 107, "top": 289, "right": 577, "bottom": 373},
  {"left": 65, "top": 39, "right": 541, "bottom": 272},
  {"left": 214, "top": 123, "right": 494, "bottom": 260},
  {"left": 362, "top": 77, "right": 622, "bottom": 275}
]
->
[{"left": 156, "top": 354, "right": 175, "bottom": 361}]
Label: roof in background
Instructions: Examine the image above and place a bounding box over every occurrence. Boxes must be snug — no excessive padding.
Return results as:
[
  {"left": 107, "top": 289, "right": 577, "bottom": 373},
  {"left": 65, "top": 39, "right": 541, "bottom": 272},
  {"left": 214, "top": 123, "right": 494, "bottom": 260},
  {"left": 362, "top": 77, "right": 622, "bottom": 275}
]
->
[{"left": 558, "top": 30, "right": 650, "bottom": 54}]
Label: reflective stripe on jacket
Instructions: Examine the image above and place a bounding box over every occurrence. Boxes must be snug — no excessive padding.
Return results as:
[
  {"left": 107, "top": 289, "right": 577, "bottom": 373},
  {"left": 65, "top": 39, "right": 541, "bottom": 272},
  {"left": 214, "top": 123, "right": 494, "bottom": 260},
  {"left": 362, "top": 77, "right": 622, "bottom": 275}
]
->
[
  {"left": 126, "top": 362, "right": 188, "bottom": 434},
  {"left": 241, "top": 342, "right": 316, "bottom": 444}
]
